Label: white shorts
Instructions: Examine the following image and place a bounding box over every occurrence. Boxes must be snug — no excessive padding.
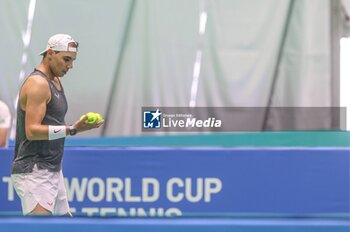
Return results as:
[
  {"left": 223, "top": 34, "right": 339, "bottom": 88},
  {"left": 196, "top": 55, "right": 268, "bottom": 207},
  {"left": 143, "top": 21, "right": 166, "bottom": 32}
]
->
[{"left": 11, "top": 164, "right": 70, "bottom": 216}]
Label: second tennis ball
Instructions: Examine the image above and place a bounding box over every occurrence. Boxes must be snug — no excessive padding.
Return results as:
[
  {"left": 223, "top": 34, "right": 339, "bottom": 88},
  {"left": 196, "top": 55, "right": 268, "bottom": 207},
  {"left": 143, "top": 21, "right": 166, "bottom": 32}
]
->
[{"left": 95, "top": 113, "right": 103, "bottom": 124}]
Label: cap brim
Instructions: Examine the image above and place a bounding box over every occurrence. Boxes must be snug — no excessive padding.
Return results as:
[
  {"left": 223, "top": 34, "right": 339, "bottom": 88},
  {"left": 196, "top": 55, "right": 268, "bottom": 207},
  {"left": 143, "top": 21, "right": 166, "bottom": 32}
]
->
[{"left": 39, "top": 49, "right": 48, "bottom": 55}]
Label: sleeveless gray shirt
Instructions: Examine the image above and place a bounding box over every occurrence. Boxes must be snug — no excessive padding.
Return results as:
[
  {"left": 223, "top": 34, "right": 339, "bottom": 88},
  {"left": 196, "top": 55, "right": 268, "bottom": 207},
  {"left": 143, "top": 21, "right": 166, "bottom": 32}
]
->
[{"left": 11, "top": 69, "right": 68, "bottom": 174}]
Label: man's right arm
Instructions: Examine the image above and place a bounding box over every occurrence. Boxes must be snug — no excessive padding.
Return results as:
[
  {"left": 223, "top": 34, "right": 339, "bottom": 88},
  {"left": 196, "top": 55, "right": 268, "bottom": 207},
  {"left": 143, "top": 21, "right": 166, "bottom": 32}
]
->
[{"left": 21, "top": 76, "right": 51, "bottom": 140}]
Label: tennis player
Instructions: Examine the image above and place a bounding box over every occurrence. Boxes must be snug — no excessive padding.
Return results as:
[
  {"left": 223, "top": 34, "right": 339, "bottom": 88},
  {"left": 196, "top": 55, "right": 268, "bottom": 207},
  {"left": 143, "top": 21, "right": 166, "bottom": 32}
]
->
[{"left": 11, "top": 34, "right": 102, "bottom": 216}]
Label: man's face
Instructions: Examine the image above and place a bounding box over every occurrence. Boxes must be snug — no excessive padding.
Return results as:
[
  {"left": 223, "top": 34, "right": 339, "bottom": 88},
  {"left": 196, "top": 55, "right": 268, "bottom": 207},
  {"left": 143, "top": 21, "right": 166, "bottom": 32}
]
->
[{"left": 48, "top": 50, "right": 77, "bottom": 77}]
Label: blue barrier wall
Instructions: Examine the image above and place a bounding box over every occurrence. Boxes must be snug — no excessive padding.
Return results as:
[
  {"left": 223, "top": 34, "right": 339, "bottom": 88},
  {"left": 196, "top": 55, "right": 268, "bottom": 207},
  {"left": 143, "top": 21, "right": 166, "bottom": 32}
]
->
[{"left": 1, "top": 147, "right": 349, "bottom": 217}]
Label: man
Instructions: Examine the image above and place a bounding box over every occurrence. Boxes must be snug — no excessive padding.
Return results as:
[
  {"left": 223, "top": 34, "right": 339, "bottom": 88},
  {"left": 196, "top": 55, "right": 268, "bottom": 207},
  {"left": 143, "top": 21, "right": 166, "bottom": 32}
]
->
[
  {"left": 0, "top": 100, "right": 11, "bottom": 147},
  {"left": 11, "top": 34, "right": 102, "bottom": 216}
]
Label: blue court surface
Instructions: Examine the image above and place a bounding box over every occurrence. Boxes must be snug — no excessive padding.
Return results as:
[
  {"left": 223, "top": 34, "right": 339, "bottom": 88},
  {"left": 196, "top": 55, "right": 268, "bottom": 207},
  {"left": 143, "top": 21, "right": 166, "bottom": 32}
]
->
[{"left": 0, "top": 217, "right": 349, "bottom": 232}]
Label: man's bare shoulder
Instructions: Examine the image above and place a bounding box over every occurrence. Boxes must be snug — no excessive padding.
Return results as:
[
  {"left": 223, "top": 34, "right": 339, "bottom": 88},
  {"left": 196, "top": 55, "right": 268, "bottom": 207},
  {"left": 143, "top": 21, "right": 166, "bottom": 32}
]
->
[
  {"left": 20, "top": 74, "right": 51, "bottom": 102},
  {"left": 22, "top": 75, "right": 49, "bottom": 90}
]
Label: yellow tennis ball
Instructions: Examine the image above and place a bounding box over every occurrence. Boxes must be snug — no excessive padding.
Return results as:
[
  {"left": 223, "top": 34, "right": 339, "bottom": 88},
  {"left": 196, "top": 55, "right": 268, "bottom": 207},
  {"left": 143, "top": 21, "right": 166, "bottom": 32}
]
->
[{"left": 85, "top": 112, "right": 97, "bottom": 124}]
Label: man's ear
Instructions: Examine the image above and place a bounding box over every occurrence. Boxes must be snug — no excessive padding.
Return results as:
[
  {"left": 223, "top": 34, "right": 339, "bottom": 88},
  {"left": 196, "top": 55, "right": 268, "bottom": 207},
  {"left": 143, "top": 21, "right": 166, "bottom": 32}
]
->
[
  {"left": 46, "top": 49, "right": 54, "bottom": 55},
  {"left": 46, "top": 49, "right": 54, "bottom": 60}
]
